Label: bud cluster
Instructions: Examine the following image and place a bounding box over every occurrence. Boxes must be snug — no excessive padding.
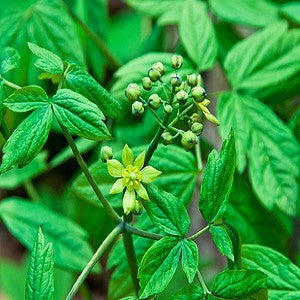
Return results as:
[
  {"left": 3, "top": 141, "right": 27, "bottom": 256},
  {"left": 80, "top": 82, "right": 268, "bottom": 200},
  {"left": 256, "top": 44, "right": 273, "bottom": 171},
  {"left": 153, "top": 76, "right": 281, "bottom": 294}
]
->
[{"left": 124, "top": 54, "right": 219, "bottom": 151}]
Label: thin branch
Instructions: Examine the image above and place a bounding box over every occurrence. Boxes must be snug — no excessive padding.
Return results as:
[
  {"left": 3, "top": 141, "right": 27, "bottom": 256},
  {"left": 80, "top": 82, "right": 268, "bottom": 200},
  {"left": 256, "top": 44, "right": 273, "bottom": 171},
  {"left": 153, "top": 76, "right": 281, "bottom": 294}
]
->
[
  {"left": 187, "top": 225, "right": 210, "bottom": 240},
  {"left": 197, "top": 269, "right": 210, "bottom": 295},
  {"left": 125, "top": 223, "right": 164, "bottom": 240}
]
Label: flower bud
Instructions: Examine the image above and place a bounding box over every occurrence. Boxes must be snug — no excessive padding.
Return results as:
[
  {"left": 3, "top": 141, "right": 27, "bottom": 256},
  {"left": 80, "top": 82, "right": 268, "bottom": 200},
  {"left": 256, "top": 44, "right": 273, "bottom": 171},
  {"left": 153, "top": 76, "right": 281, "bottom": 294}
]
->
[
  {"left": 125, "top": 83, "right": 140, "bottom": 101},
  {"left": 175, "top": 90, "right": 188, "bottom": 105},
  {"left": 201, "top": 99, "right": 210, "bottom": 106},
  {"left": 161, "top": 131, "right": 173, "bottom": 145},
  {"left": 192, "top": 86, "right": 206, "bottom": 102},
  {"left": 152, "top": 61, "right": 165, "bottom": 75},
  {"left": 132, "top": 101, "right": 144, "bottom": 116},
  {"left": 164, "top": 104, "right": 173, "bottom": 114},
  {"left": 148, "top": 93, "right": 162, "bottom": 110},
  {"left": 170, "top": 73, "right": 182, "bottom": 87},
  {"left": 191, "top": 122, "right": 203, "bottom": 136},
  {"left": 100, "top": 146, "right": 113, "bottom": 162},
  {"left": 204, "top": 112, "right": 220, "bottom": 126},
  {"left": 148, "top": 67, "right": 161, "bottom": 82},
  {"left": 132, "top": 200, "right": 143, "bottom": 215},
  {"left": 196, "top": 74, "right": 203, "bottom": 86},
  {"left": 190, "top": 113, "right": 201, "bottom": 124},
  {"left": 171, "top": 54, "right": 183, "bottom": 69},
  {"left": 142, "top": 77, "right": 152, "bottom": 91},
  {"left": 187, "top": 74, "right": 197, "bottom": 87},
  {"left": 181, "top": 130, "right": 198, "bottom": 151}
]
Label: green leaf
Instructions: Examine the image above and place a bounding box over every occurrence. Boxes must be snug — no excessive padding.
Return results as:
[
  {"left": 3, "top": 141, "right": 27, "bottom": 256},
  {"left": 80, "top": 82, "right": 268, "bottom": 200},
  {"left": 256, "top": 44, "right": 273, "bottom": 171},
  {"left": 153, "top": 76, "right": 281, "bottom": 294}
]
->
[
  {"left": 0, "top": 0, "right": 84, "bottom": 84},
  {"left": 52, "top": 89, "right": 111, "bottom": 141},
  {"left": 138, "top": 237, "right": 181, "bottom": 298},
  {"left": 217, "top": 92, "right": 300, "bottom": 216},
  {"left": 242, "top": 244, "right": 300, "bottom": 300},
  {"left": 224, "top": 22, "right": 300, "bottom": 102},
  {"left": 65, "top": 65, "right": 121, "bottom": 119},
  {"left": 0, "top": 197, "right": 99, "bottom": 272},
  {"left": 209, "top": 0, "right": 279, "bottom": 28},
  {"left": 170, "top": 284, "right": 204, "bottom": 300},
  {"left": 0, "top": 47, "right": 20, "bottom": 75},
  {"left": 210, "top": 225, "right": 234, "bottom": 261},
  {"left": 0, "top": 106, "right": 52, "bottom": 173},
  {"left": 280, "top": 2, "right": 300, "bottom": 25},
  {"left": 199, "top": 130, "right": 236, "bottom": 222},
  {"left": 212, "top": 269, "right": 267, "bottom": 299},
  {"left": 25, "top": 227, "right": 54, "bottom": 300},
  {"left": 181, "top": 240, "right": 198, "bottom": 284},
  {"left": 4, "top": 85, "right": 48, "bottom": 112},
  {"left": 179, "top": 0, "right": 217, "bottom": 71},
  {"left": 144, "top": 185, "right": 190, "bottom": 237},
  {"left": 0, "top": 152, "right": 48, "bottom": 190},
  {"left": 27, "top": 42, "right": 64, "bottom": 75}
]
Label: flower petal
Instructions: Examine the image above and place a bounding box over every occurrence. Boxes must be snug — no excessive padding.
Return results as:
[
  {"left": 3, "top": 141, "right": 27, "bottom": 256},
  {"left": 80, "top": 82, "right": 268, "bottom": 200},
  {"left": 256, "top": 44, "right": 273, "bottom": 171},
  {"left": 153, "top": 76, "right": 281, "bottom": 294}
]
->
[
  {"left": 134, "top": 150, "right": 146, "bottom": 170},
  {"left": 109, "top": 178, "right": 124, "bottom": 194},
  {"left": 122, "top": 144, "right": 134, "bottom": 166},
  {"left": 107, "top": 159, "right": 124, "bottom": 177},
  {"left": 123, "top": 189, "right": 136, "bottom": 215},
  {"left": 141, "top": 166, "right": 162, "bottom": 183},
  {"left": 136, "top": 183, "right": 149, "bottom": 200}
]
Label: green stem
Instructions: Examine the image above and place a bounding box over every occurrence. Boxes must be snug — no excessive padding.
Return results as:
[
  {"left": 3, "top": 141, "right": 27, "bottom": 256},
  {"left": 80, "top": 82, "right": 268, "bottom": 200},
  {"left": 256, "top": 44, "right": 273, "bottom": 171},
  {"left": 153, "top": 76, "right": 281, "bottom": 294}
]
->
[
  {"left": 0, "top": 123, "right": 10, "bottom": 140},
  {"left": 125, "top": 223, "right": 163, "bottom": 240},
  {"left": 24, "top": 180, "right": 40, "bottom": 202},
  {"left": 64, "top": 2, "right": 121, "bottom": 70},
  {"left": 195, "top": 137, "right": 202, "bottom": 170},
  {"left": 168, "top": 103, "right": 194, "bottom": 127},
  {"left": 66, "top": 225, "right": 122, "bottom": 300},
  {"left": 197, "top": 269, "right": 210, "bottom": 295},
  {"left": 1, "top": 78, "right": 21, "bottom": 90},
  {"left": 59, "top": 123, "right": 121, "bottom": 225},
  {"left": 187, "top": 225, "right": 210, "bottom": 240}
]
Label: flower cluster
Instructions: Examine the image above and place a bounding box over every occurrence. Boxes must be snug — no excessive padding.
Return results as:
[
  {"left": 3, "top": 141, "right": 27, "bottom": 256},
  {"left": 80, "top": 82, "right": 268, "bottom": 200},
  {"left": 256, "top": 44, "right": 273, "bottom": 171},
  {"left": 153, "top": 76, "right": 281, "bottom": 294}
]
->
[
  {"left": 102, "top": 144, "right": 161, "bottom": 215},
  {"left": 124, "top": 55, "right": 219, "bottom": 151}
]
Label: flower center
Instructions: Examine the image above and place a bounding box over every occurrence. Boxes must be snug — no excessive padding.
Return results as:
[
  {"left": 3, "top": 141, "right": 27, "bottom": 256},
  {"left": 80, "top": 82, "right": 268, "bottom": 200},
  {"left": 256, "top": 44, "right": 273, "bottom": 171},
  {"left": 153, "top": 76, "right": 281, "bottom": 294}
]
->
[{"left": 122, "top": 165, "right": 142, "bottom": 191}]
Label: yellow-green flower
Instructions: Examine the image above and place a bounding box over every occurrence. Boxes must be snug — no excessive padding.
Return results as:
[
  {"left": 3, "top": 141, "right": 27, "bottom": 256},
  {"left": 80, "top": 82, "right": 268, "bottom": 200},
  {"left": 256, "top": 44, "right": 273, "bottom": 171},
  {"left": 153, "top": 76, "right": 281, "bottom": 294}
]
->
[{"left": 107, "top": 144, "right": 161, "bottom": 215}]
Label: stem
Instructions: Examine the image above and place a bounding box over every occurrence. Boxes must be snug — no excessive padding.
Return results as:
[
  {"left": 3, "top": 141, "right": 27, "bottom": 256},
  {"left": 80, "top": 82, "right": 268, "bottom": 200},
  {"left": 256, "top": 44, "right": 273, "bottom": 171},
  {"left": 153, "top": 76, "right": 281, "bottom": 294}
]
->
[
  {"left": 66, "top": 225, "right": 122, "bottom": 300},
  {"left": 0, "top": 123, "right": 10, "bottom": 140},
  {"left": 125, "top": 223, "right": 163, "bottom": 240},
  {"left": 59, "top": 123, "right": 121, "bottom": 225},
  {"left": 197, "top": 269, "right": 210, "bottom": 295},
  {"left": 1, "top": 78, "right": 21, "bottom": 90},
  {"left": 195, "top": 138, "right": 202, "bottom": 170},
  {"left": 24, "top": 180, "right": 40, "bottom": 202},
  {"left": 168, "top": 103, "right": 194, "bottom": 127},
  {"left": 64, "top": 2, "right": 121, "bottom": 70},
  {"left": 187, "top": 225, "right": 210, "bottom": 240}
]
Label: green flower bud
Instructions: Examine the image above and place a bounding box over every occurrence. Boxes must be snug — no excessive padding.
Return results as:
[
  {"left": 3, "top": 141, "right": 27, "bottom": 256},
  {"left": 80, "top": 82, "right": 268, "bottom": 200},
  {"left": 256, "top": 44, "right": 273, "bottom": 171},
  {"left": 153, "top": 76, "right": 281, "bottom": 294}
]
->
[
  {"left": 175, "top": 90, "right": 188, "bottom": 105},
  {"left": 192, "top": 86, "right": 206, "bottom": 102},
  {"left": 153, "top": 61, "right": 165, "bottom": 75},
  {"left": 175, "top": 81, "right": 189, "bottom": 92},
  {"left": 190, "top": 113, "right": 201, "bottom": 124},
  {"left": 132, "top": 101, "right": 144, "bottom": 116},
  {"left": 187, "top": 74, "right": 197, "bottom": 87},
  {"left": 170, "top": 73, "right": 182, "bottom": 87},
  {"left": 181, "top": 130, "right": 198, "bottom": 151},
  {"left": 201, "top": 99, "right": 210, "bottom": 106},
  {"left": 148, "top": 67, "right": 161, "bottom": 82},
  {"left": 196, "top": 74, "right": 203, "bottom": 86},
  {"left": 164, "top": 104, "right": 173, "bottom": 114},
  {"left": 125, "top": 83, "right": 140, "bottom": 101},
  {"left": 161, "top": 131, "right": 173, "bottom": 145},
  {"left": 132, "top": 200, "right": 143, "bottom": 215},
  {"left": 100, "top": 146, "right": 113, "bottom": 162},
  {"left": 171, "top": 54, "right": 183, "bottom": 69},
  {"left": 204, "top": 112, "right": 220, "bottom": 126},
  {"left": 142, "top": 76, "right": 152, "bottom": 91},
  {"left": 148, "top": 93, "right": 162, "bottom": 110},
  {"left": 191, "top": 122, "right": 203, "bottom": 136}
]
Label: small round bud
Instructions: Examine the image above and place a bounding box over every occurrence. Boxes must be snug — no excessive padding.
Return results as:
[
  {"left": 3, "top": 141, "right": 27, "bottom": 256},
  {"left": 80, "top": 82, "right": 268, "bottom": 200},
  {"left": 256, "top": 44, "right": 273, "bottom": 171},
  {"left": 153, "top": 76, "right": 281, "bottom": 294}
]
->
[
  {"left": 192, "top": 86, "right": 206, "bottom": 102},
  {"left": 175, "top": 90, "right": 188, "bottom": 105},
  {"left": 142, "top": 77, "right": 152, "bottom": 91},
  {"left": 170, "top": 73, "right": 182, "bottom": 87},
  {"left": 153, "top": 62, "right": 165, "bottom": 75},
  {"left": 125, "top": 83, "right": 140, "bottom": 101},
  {"left": 191, "top": 122, "right": 203, "bottom": 136},
  {"left": 132, "top": 200, "right": 143, "bottom": 215},
  {"left": 148, "top": 93, "right": 162, "bottom": 110},
  {"left": 171, "top": 54, "right": 183, "bottom": 69},
  {"left": 148, "top": 67, "right": 161, "bottom": 82},
  {"left": 132, "top": 101, "right": 144, "bottom": 116},
  {"left": 190, "top": 113, "right": 201, "bottom": 124},
  {"left": 187, "top": 74, "right": 197, "bottom": 87},
  {"left": 181, "top": 130, "right": 198, "bottom": 151},
  {"left": 100, "top": 146, "right": 113, "bottom": 162},
  {"left": 164, "top": 104, "right": 173, "bottom": 114},
  {"left": 161, "top": 131, "right": 173, "bottom": 145}
]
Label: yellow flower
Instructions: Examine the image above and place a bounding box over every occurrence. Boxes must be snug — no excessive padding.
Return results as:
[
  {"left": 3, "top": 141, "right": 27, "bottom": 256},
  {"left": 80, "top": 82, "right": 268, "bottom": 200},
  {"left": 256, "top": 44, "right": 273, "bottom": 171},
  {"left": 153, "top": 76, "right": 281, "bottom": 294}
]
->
[
  {"left": 194, "top": 100, "right": 220, "bottom": 126},
  {"left": 107, "top": 144, "right": 161, "bottom": 215}
]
